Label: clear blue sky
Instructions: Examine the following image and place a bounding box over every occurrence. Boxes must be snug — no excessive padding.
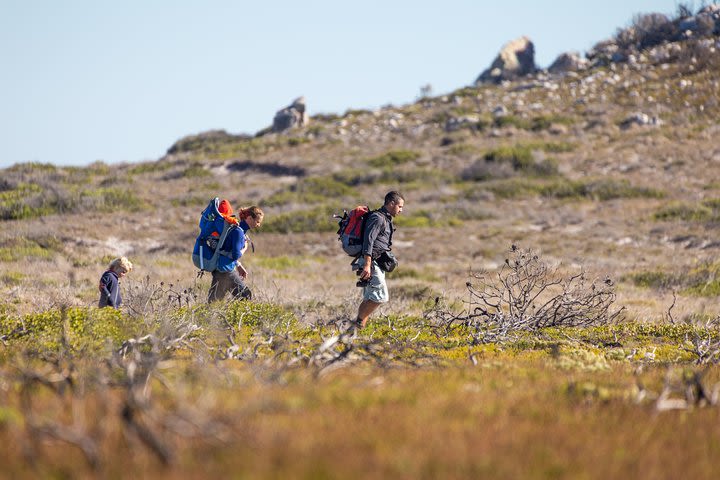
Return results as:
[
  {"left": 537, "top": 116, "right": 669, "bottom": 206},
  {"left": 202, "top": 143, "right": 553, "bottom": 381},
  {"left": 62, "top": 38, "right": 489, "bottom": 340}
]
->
[{"left": 1, "top": 0, "right": 686, "bottom": 168}]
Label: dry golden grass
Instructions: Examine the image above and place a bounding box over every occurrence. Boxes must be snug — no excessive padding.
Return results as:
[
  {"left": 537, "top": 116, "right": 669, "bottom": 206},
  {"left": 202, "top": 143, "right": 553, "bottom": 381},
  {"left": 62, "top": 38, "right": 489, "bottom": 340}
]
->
[{"left": 1, "top": 359, "right": 719, "bottom": 479}]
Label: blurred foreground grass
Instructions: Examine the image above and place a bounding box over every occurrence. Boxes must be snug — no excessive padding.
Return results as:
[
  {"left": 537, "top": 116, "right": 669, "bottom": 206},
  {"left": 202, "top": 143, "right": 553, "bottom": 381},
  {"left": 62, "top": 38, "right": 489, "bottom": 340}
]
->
[{"left": 0, "top": 302, "right": 719, "bottom": 479}]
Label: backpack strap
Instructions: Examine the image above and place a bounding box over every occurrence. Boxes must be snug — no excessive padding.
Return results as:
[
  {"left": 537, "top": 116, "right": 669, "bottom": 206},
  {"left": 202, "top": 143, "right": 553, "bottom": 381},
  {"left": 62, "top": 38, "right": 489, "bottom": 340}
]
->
[
  {"left": 370, "top": 209, "right": 393, "bottom": 248},
  {"left": 208, "top": 222, "right": 238, "bottom": 267}
]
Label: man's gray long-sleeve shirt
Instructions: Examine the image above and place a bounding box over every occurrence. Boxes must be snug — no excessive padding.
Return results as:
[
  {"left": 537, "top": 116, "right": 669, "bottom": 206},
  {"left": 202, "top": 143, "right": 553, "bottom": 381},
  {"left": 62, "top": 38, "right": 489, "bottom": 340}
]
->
[{"left": 362, "top": 207, "right": 394, "bottom": 259}]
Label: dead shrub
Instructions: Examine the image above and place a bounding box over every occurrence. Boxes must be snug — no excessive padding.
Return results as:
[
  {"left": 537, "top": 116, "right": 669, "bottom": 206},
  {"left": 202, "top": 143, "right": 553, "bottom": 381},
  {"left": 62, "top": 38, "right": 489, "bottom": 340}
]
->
[{"left": 426, "top": 245, "right": 624, "bottom": 343}]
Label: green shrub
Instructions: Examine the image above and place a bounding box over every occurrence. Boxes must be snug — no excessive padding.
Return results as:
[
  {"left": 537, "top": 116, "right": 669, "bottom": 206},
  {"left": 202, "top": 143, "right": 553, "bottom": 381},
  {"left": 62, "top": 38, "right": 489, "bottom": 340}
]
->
[
  {"left": 0, "top": 183, "right": 54, "bottom": 220},
  {"left": 0, "top": 180, "right": 147, "bottom": 220},
  {"left": 182, "top": 163, "right": 212, "bottom": 178},
  {"left": 450, "top": 87, "right": 481, "bottom": 98},
  {"left": 366, "top": 150, "right": 421, "bottom": 168},
  {"left": 128, "top": 161, "right": 172, "bottom": 175},
  {"left": 0, "top": 272, "right": 24, "bottom": 286},
  {"left": 167, "top": 130, "right": 254, "bottom": 154},
  {"left": 685, "top": 280, "right": 720, "bottom": 297},
  {"left": 654, "top": 203, "right": 714, "bottom": 222},
  {"left": 5, "top": 162, "right": 58, "bottom": 174},
  {"left": 264, "top": 177, "right": 356, "bottom": 206},
  {"left": 494, "top": 114, "right": 574, "bottom": 131},
  {"left": 225, "top": 301, "right": 296, "bottom": 328},
  {"left": 0, "top": 236, "right": 60, "bottom": 262},
  {"left": 287, "top": 137, "right": 311, "bottom": 147},
  {"left": 80, "top": 187, "right": 146, "bottom": 212},
  {"left": 332, "top": 168, "right": 380, "bottom": 186},
  {"left": 261, "top": 205, "right": 338, "bottom": 233},
  {"left": 654, "top": 198, "right": 720, "bottom": 222},
  {"left": 306, "top": 125, "right": 324, "bottom": 136},
  {"left": 394, "top": 210, "right": 463, "bottom": 229},
  {"left": 625, "top": 271, "right": 677, "bottom": 289},
  {"left": 494, "top": 115, "right": 531, "bottom": 129},
  {"left": 311, "top": 113, "right": 341, "bottom": 122},
  {"left": 462, "top": 146, "right": 558, "bottom": 180},
  {"left": 522, "top": 141, "right": 577, "bottom": 153},
  {"left": 446, "top": 144, "right": 479, "bottom": 156},
  {"left": 541, "top": 179, "right": 664, "bottom": 201},
  {"left": 704, "top": 198, "right": 720, "bottom": 209},
  {"left": 344, "top": 109, "right": 372, "bottom": 117},
  {"left": 684, "top": 262, "right": 720, "bottom": 297},
  {"left": 0, "top": 307, "right": 132, "bottom": 354},
  {"left": 480, "top": 178, "right": 547, "bottom": 198},
  {"left": 474, "top": 177, "right": 662, "bottom": 201},
  {"left": 624, "top": 262, "right": 720, "bottom": 297},
  {"left": 386, "top": 268, "right": 439, "bottom": 282},
  {"left": 529, "top": 115, "right": 574, "bottom": 131},
  {"left": 332, "top": 166, "right": 451, "bottom": 188},
  {"left": 485, "top": 145, "right": 532, "bottom": 168}
]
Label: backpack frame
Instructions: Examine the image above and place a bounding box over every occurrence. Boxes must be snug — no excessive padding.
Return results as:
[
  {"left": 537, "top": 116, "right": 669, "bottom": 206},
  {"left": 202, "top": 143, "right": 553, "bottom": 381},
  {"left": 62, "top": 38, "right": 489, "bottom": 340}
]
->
[{"left": 192, "top": 198, "right": 238, "bottom": 272}]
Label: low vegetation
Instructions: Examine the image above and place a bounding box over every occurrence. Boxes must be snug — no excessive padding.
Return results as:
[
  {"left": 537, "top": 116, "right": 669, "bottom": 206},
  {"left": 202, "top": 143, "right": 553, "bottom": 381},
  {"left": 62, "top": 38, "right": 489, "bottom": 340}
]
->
[
  {"left": 264, "top": 177, "right": 358, "bottom": 207},
  {"left": 366, "top": 149, "right": 421, "bottom": 168},
  {"left": 0, "top": 163, "right": 146, "bottom": 220},
  {"left": 260, "top": 205, "right": 338, "bottom": 233},
  {"left": 627, "top": 260, "right": 720, "bottom": 297},
  {"left": 654, "top": 198, "right": 720, "bottom": 223},
  {"left": 1, "top": 247, "right": 719, "bottom": 477},
  {"left": 493, "top": 113, "right": 575, "bottom": 131}
]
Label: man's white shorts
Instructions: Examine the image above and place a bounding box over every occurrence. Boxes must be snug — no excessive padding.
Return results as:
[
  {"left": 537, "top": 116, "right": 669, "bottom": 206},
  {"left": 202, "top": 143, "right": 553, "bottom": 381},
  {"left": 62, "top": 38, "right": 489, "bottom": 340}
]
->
[{"left": 358, "top": 258, "right": 389, "bottom": 303}]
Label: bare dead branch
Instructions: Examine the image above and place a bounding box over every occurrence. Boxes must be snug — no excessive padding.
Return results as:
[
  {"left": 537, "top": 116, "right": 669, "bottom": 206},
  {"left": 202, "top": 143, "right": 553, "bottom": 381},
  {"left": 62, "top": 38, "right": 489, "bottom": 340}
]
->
[{"left": 425, "top": 246, "right": 623, "bottom": 343}]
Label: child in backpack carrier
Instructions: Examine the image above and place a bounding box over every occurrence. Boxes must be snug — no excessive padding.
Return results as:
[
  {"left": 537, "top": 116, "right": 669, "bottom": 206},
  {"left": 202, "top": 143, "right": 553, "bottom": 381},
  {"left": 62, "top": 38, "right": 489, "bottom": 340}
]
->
[{"left": 98, "top": 256, "right": 133, "bottom": 309}]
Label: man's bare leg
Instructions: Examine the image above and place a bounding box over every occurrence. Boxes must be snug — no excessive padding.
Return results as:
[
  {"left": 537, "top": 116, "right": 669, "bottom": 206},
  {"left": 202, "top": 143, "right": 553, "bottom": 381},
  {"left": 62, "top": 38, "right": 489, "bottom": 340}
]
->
[{"left": 357, "top": 299, "right": 381, "bottom": 328}]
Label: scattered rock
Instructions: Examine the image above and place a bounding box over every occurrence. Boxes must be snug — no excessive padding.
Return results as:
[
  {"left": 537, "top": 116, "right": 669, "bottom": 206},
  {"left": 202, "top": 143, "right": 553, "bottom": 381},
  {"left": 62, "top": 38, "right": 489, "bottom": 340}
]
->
[
  {"left": 548, "top": 52, "right": 588, "bottom": 74},
  {"left": 586, "top": 38, "right": 619, "bottom": 66},
  {"left": 492, "top": 105, "right": 508, "bottom": 118},
  {"left": 548, "top": 124, "right": 569, "bottom": 135},
  {"left": 445, "top": 115, "right": 480, "bottom": 132},
  {"left": 620, "top": 112, "right": 663, "bottom": 130}
]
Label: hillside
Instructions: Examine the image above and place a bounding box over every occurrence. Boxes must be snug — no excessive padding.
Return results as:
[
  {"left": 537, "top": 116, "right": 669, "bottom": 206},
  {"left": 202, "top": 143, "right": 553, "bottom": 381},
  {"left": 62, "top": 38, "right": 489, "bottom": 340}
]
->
[
  {"left": 3, "top": 7, "right": 720, "bottom": 478},
  {"left": 1, "top": 9, "right": 720, "bottom": 324}
]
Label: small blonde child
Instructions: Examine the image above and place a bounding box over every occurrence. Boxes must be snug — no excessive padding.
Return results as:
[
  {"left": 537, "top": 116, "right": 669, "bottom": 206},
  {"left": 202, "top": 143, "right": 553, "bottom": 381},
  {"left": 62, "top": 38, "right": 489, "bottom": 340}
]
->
[{"left": 98, "top": 257, "right": 133, "bottom": 309}]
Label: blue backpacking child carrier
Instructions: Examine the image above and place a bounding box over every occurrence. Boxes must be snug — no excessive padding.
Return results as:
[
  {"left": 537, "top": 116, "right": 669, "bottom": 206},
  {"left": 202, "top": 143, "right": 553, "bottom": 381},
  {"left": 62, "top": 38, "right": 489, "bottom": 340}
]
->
[{"left": 192, "top": 198, "right": 238, "bottom": 272}]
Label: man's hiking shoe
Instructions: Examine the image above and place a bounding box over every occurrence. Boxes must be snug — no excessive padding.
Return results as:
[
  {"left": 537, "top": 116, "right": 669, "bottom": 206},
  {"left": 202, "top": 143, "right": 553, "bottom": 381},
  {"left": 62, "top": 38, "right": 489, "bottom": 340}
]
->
[{"left": 340, "top": 318, "right": 362, "bottom": 336}]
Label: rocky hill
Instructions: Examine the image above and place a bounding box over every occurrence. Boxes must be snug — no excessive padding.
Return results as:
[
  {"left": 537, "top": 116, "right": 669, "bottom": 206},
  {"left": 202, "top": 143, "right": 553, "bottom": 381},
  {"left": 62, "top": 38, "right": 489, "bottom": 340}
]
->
[{"left": 1, "top": 6, "right": 720, "bottom": 321}]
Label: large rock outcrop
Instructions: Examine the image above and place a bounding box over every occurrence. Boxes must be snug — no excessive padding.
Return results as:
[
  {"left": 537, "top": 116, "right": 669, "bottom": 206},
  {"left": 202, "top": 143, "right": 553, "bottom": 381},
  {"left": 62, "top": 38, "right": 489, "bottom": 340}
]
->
[
  {"left": 272, "top": 96, "right": 309, "bottom": 133},
  {"left": 475, "top": 36, "right": 537, "bottom": 84}
]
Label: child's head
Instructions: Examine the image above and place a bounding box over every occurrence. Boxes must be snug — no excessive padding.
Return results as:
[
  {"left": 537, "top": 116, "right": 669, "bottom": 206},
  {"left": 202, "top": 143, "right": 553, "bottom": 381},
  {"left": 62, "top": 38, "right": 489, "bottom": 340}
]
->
[{"left": 108, "top": 257, "right": 133, "bottom": 277}]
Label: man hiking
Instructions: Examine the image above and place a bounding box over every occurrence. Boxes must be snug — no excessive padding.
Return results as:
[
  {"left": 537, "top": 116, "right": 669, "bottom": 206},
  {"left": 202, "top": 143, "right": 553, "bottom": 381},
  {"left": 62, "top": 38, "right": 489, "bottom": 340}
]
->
[{"left": 353, "top": 191, "right": 404, "bottom": 329}]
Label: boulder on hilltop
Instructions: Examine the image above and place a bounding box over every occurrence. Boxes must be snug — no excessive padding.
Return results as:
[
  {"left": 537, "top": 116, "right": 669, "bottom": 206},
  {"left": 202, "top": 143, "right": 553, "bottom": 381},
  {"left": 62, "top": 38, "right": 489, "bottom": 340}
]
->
[
  {"left": 272, "top": 96, "right": 309, "bottom": 133},
  {"left": 548, "top": 52, "right": 588, "bottom": 74},
  {"left": 475, "top": 36, "right": 537, "bottom": 84}
]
